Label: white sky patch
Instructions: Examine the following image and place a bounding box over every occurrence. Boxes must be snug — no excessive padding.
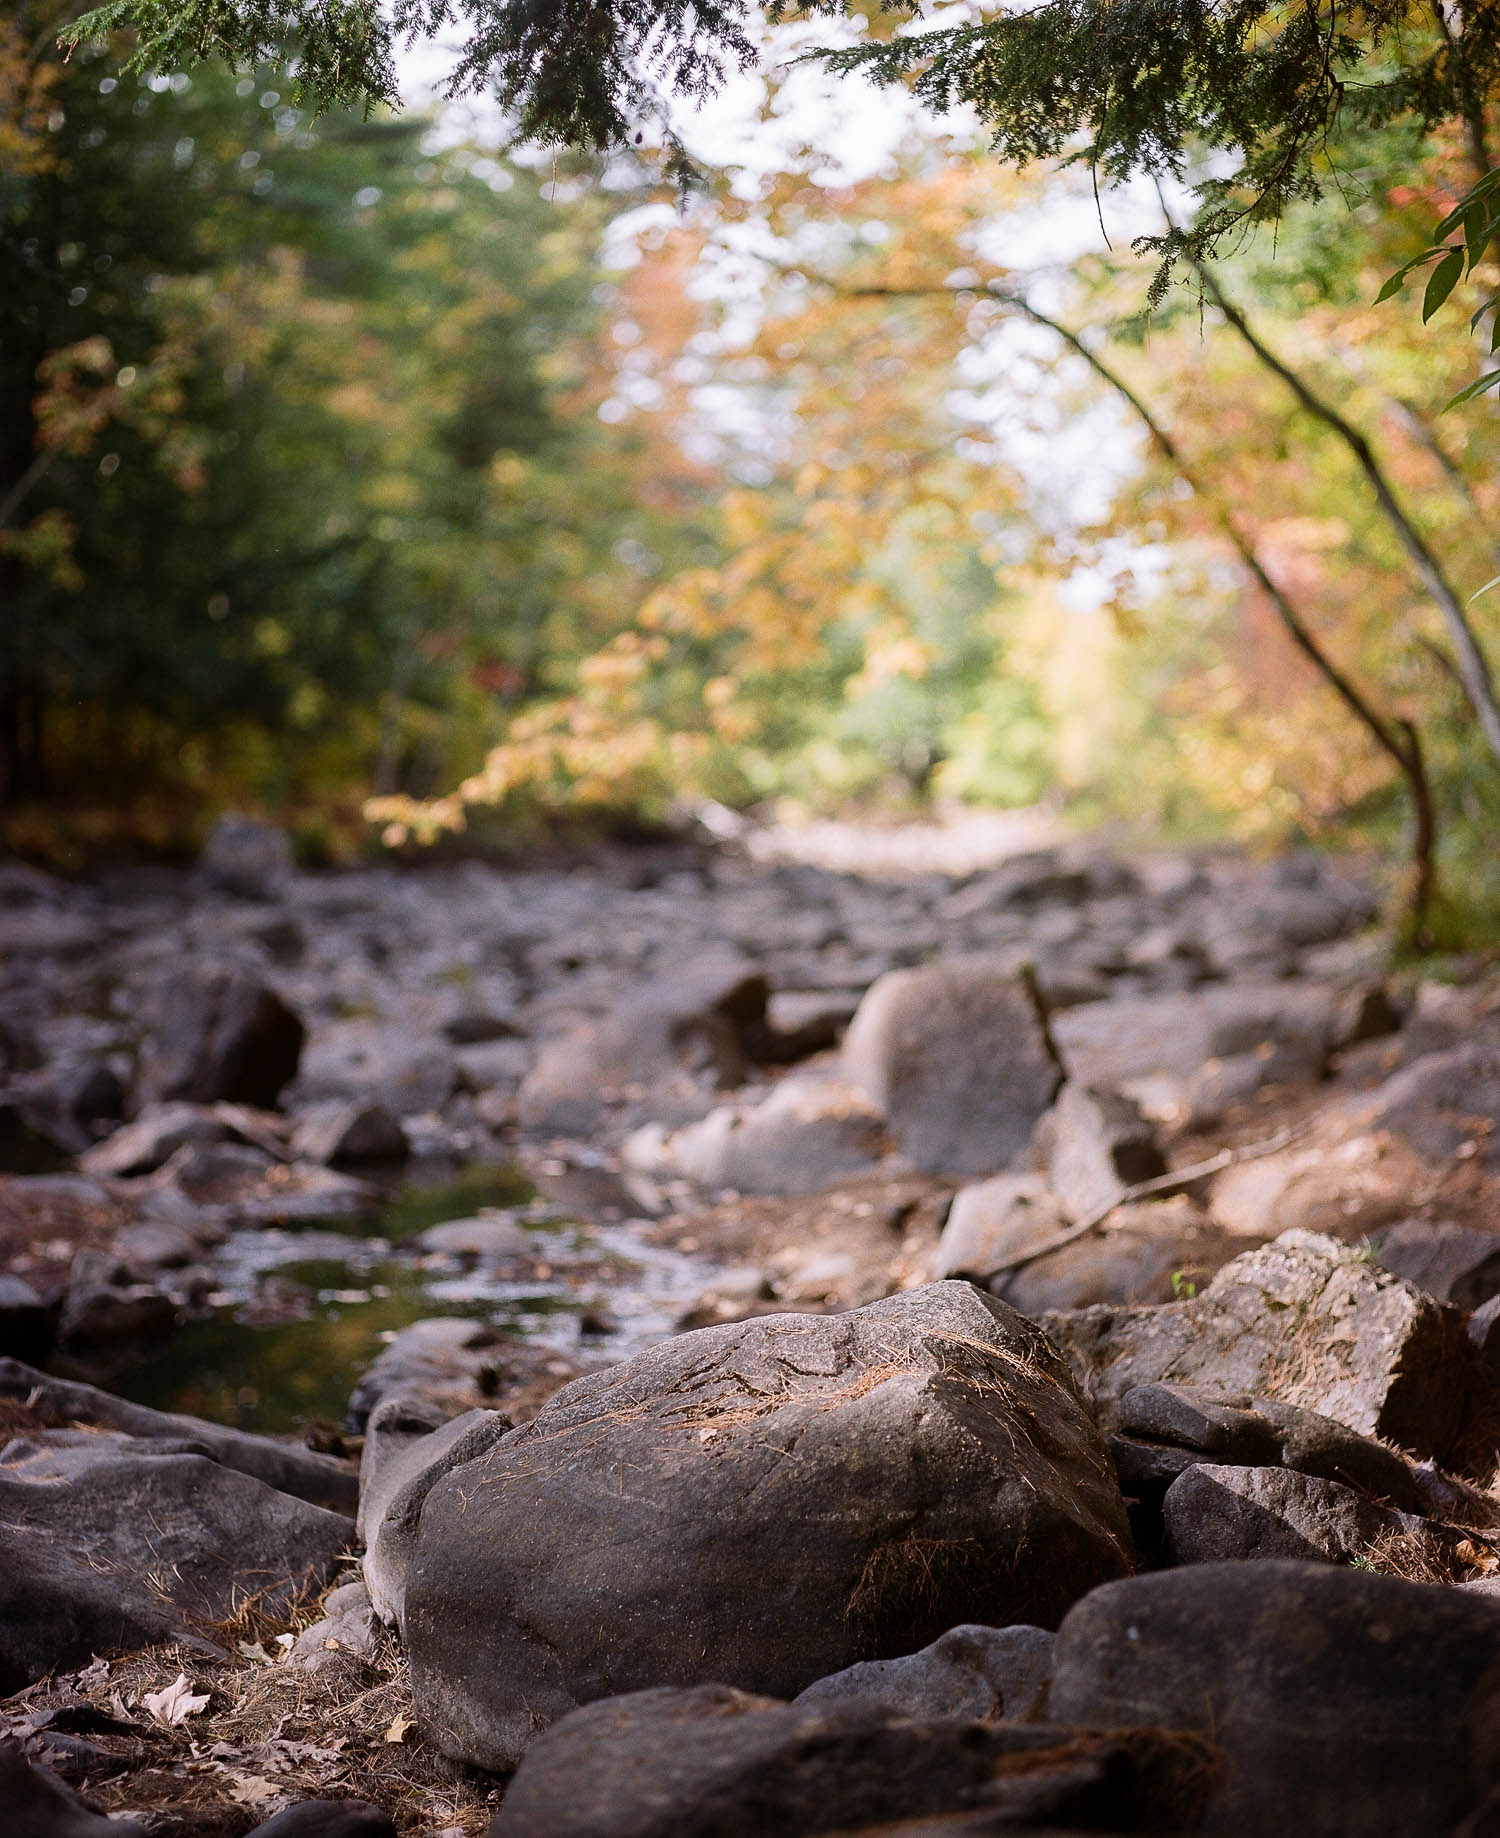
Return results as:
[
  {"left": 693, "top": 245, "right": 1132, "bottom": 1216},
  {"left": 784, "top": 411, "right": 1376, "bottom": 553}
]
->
[{"left": 393, "top": 15, "right": 1182, "bottom": 607}]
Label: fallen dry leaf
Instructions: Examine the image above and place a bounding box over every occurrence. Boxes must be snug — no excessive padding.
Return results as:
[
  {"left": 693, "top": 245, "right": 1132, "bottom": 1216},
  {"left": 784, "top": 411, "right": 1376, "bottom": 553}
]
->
[
  {"left": 228, "top": 1773, "right": 281, "bottom": 1806},
  {"left": 384, "top": 1713, "right": 413, "bottom": 1744},
  {"left": 142, "top": 1674, "right": 210, "bottom": 1726}
]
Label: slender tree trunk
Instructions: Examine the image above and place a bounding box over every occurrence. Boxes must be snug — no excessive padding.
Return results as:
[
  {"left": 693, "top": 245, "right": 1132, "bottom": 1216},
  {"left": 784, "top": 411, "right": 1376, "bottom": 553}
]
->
[
  {"left": 994, "top": 290, "right": 1438, "bottom": 946},
  {"left": 1193, "top": 260, "right": 1500, "bottom": 771}
]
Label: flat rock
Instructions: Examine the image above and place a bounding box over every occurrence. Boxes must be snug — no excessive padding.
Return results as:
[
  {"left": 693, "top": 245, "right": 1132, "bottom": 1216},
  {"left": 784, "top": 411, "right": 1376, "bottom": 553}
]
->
[
  {"left": 405, "top": 1282, "right": 1131, "bottom": 1769},
  {"left": 488, "top": 1686, "right": 1215, "bottom": 1838},
  {"left": 1051, "top": 983, "right": 1333, "bottom": 1120},
  {"left": 1048, "top": 1560, "right": 1500, "bottom": 1834},
  {"left": 1043, "top": 1229, "right": 1470, "bottom": 1459},
  {"left": 0, "top": 1359, "right": 356, "bottom": 1511},
  {"left": 417, "top": 1216, "right": 533, "bottom": 1259},
  {"left": 793, "top": 1623, "right": 1054, "bottom": 1722},
  {"left": 841, "top": 960, "right": 1062, "bottom": 1176},
  {"left": 79, "top": 1101, "right": 236, "bottom": 1177}
]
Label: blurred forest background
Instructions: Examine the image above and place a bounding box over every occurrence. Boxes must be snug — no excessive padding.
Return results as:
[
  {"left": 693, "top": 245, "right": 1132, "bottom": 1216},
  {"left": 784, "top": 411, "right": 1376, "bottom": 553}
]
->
[{"left": 4, "top": 5, "right": 1500, "bottom": 943}]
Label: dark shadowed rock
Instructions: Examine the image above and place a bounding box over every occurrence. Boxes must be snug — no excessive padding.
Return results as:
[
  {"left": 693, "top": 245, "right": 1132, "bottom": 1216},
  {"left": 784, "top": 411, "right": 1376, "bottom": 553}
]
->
[
  {"left": 1043, "top": 1229, "right": 1470, "bottom": 1459},
  {"left": 0, "top": 1740, "right": 147, "bottom": 1838},
  {"left": 405, "top": 1282, "right": 1131, "bottom": 1769},
  {"left": 518, "top": 956, "right": 770, "bottom": 1135},
  {"left": 290, "top": 1098, "right": 409, "bottom": 1166},
  {"left": 841, "top": 960, "right": 1062, "bottom": 1176},
  {"left": 0, "top": 1276, "right": 53, "bottom": 1363},
  {"left": 793, "top": 1623, "right": 1054, "bottom": 1722},
  {"left": 0, "top": 1358, "right": 357, "bottom": 1510},
  {"left": 135, "top": 964, "right": 304, "bottom": 1109},
  {"left": 487, "top": 1686, "right": 1217, "bottom": 1838},
  {"left": 56, "top": 1250, "right": 175, "bottom": 1349},
  {"left": 245, "top": 1800, "right": 395, "bottom": 1837},
  {"left": 0, "top": 1435, "right": 353, "bottom": 1624},
  {"left": 1048, "top": 1560, "right": 1500, "bottom": 1835}
]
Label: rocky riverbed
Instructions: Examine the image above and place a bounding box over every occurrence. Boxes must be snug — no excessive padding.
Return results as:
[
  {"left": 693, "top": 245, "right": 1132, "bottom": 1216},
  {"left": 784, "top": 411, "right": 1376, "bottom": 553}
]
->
[{"left": 4, "top": 816, "right": 1500, "bottom": 1835}]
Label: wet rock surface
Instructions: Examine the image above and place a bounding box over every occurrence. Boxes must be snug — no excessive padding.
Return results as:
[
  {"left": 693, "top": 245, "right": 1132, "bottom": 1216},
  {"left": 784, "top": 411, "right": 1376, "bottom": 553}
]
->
[{"left": 4, "top": 827, "right": 1500, "bottom": 1831}]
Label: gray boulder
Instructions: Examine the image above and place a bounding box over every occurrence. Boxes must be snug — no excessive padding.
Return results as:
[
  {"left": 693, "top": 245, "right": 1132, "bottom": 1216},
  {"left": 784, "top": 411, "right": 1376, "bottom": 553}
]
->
[
  {"left": 1362, "top": 1043, "right": 1500, "bottom": 1164},
  {"left": 932, "top": 1175, "right": 1066, "bottom": 1281},
  {"left": 1036, "top": 1083, "right": 1165, "bottom": 1222},
  {"left": 488, "top": 1685, "right": 1215, "bottom": 1838},
  {"left": 0, "top": 1436, "right": 352, "bottom": 1663},
  {"left": 404, "top": 1282, "right": 1131, "bottom": 1769},
  {"left": 1373, "top": 1217, "right": 1500, "bottom": 1307},
  {"left": 135, "top": 963, "right": 304, "bottom": 1109},
  {"left": 199, "top": 812, "right": 293, "bottom": 901},
  {"left": 518, "top": 956, "right": 769, "bottom": 1134},
  {"left": 1051, "top": 982, "right": 1333, "bottom": 1119},
  {"left": 1049, "top": 1560, "right": 1500, "bottom": 1835},
  {"left": 358, "top": 1400, "right": 511, "bottom": 1629},
  {"left": 841, "top": 960, "right": 1062, "bottom": 1176},
  {"left": 0, "top": 1525, "right": 197, "bottom": 1694},
  {"left": 669, "top": 1075, "right": 887, "bottom": 1196},
  {"left": 1161, "top": 1463, "right": 1438, "bottom": 1567},
  {"left": 793, "top": 1623, "right": 1054, "bottom": 1722},
  {"left": 1044, "top": 1229, "right": 1470, "bottom": 1459}
]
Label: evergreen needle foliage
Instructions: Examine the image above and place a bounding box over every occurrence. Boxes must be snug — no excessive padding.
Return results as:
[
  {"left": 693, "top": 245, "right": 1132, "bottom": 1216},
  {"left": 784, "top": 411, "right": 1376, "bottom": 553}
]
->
[{"left": 60, "top": 2, "right": 1500, "bottom": 271}]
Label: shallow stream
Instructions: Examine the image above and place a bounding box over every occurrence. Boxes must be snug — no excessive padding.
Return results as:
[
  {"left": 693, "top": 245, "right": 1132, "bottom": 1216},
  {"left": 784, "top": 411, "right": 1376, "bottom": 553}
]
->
[{"left": 109, "top": 1163, "right": 713, "bottom": 1436}]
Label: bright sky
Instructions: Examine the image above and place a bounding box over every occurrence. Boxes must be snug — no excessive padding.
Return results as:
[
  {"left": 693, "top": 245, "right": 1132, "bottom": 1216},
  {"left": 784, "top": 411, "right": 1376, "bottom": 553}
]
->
[{"left": 395, "top": 16, "right": 1159, "bottom": 609}]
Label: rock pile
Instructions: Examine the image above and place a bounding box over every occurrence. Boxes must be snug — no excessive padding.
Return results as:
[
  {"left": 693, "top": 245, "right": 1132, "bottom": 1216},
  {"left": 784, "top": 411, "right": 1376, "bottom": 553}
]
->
[{"left": 4, "top": 827, "right": 1500, "bottom": 1831}]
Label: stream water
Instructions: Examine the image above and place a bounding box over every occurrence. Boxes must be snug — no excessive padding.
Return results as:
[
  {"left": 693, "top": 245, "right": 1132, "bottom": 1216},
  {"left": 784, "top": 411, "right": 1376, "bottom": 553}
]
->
[{"left": 107, "top": 1163, "right": 714, "bottom": 1436}]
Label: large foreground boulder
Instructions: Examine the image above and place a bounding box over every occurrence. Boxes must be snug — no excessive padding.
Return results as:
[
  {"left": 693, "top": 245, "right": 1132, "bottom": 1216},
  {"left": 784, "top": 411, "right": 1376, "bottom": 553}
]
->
[
  {"left": 405, "top": 1282, "right": 1132, "bottom": 1769},
  {"left": 1049, "top": 1561, "right": 1500, "bottom": 1835},
  {"left": 840, "top": 960, "right": 1062, "bottom": 1176},
  {"left": 1043, "top": 1229, "right": 1471, "bottom": 1459},
  {"left": 488, "top": 1685, "right": 1217, "bottom": 1838}
]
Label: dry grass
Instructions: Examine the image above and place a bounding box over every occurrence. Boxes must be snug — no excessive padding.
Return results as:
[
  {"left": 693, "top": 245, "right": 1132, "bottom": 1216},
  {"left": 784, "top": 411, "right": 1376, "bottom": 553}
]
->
[{"left": 1, "top": 1589, "right": 505, "bottom": 1835}]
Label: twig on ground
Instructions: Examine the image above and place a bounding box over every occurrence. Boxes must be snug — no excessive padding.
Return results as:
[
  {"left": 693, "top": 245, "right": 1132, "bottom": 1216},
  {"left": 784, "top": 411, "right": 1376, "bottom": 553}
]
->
[{"left": 980, "top": 1126, "right": 1304, "bottom": 1279}]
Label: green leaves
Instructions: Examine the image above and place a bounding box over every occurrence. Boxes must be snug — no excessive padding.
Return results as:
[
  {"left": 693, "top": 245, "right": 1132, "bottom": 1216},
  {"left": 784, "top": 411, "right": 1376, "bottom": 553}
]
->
[{"left": 1379, "top": 163, "right": 1500, "bottom": 407}]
